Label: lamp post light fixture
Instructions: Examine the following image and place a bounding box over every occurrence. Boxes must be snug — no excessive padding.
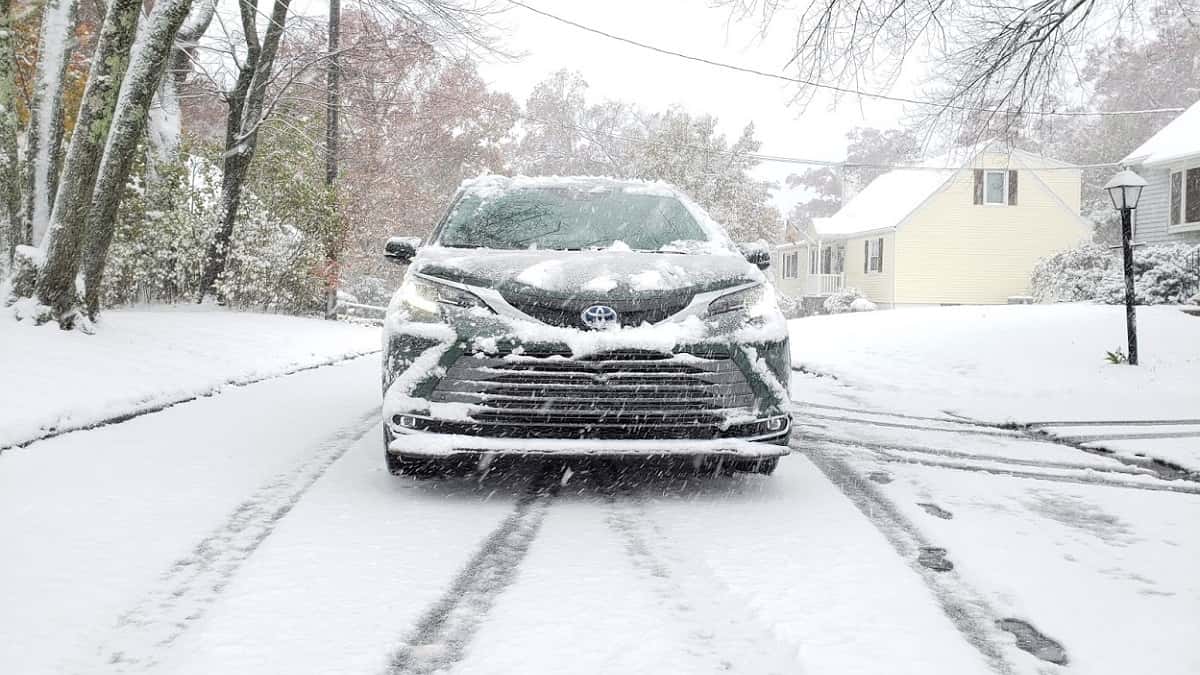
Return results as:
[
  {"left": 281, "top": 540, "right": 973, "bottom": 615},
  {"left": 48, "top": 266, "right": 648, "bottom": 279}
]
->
[{"left": 1104, "top": 169, "right": 1148, "bottom": 365}]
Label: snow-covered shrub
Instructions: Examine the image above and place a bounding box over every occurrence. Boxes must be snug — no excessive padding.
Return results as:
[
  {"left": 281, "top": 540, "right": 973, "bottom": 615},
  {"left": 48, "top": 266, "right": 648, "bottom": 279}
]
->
[
  {"left": 102, "top": 144, "right": 329, "bottom": 314},
  {"left": 823, "top": 286, "right": 868, "bottom": 314},
  {"left": 1100, "top": 243, "right": 1200, "bottom": 305},
  {"left": 1033, "top": 243, "right": 1200, "bottom": 305},
  {"left": 849, "top": 297, "right": 877, "bottom": 312},
  {"left": 774, "top": 288, "right": 806, "bottom": 319},
  {"left": 1030, "top": 244, "right": 1115, "bottom": 302}
]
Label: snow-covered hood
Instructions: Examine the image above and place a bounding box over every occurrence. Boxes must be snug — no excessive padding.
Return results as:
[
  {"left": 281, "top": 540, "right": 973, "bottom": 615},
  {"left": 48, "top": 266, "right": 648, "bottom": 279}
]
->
[{"left": 411, "top": 246, "right": 763, "bottom": 299}]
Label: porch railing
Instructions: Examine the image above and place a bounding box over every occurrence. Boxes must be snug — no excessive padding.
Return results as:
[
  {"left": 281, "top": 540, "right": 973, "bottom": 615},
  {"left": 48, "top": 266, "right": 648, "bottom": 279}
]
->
[{"left": 806, "top": 273, "right": 845, "bottom": 296}]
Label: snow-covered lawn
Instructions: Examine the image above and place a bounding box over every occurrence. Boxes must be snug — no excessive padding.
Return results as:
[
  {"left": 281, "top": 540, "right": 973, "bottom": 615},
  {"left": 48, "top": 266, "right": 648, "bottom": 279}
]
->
[
  {"left": 789, "top": 304, "right": 1199, "bottom": 423},
  {"left": 0, "top": 306, "right": 380, "bottom": 449}
]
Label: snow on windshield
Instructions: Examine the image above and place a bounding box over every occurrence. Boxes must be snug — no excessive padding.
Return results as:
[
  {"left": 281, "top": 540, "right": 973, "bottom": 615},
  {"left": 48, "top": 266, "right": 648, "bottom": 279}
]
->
[{"left": 447, "top": 175, "right": 736, "bottom": 252}]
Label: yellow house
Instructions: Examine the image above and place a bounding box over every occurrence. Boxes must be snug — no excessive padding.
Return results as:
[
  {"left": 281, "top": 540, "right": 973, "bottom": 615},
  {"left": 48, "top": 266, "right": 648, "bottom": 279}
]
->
[{"left": 772, "top": 146, "right": 1089, "bottom": 308}]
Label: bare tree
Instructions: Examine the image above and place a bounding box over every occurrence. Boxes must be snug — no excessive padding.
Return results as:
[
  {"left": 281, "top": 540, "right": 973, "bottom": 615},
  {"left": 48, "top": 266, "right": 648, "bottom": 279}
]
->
[
  {"left": 196, "top": 0, "right": 293, "bottom": 302},
  {"left": 720, "top": 0, "right": 1185, "bottom": 139},
  {"left": 195, "top": 0, "right": 508, "bottom": 303}
]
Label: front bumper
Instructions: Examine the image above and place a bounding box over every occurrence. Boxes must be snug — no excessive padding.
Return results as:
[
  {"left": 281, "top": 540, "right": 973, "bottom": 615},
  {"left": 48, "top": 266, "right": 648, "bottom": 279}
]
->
[
  {"left": 386, "top": 426, "right": 790, "bottom": 459},
  {"left": 384, "top": 342, "right": 792, "bottom": 459}
]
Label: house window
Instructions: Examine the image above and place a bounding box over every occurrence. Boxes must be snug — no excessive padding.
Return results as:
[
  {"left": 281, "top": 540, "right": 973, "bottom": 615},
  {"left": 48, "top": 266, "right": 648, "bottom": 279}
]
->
[
  {"left": 984, "top": 170, "right": 1007, "bottom": 205},
  {"left": 782, "top": 252, "right": 799, "bottom": 279},
  {"left": 809, "top": 247, "right": 819, "bottom": 274},
  {"left": 865, "top": 238, "right": 884, "bottom": 273},
  {"left": 1170, "top": 166, "right": 1200, "bottom": 229}
]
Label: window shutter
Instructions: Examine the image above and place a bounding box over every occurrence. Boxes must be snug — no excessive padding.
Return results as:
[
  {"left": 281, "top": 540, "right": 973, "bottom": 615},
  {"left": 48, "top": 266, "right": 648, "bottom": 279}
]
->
[
  {"left": 973, "top": 170, "right": 984, "bottom": 205},
  {"left": 877, "top": 237, "right": 884, "bottom": 273},
  {"left": 1008, "top": 170, "right": 1018, "bottom": 205},
  {"left": 862, "top": 240, "right": 868, "bottom": 273}
]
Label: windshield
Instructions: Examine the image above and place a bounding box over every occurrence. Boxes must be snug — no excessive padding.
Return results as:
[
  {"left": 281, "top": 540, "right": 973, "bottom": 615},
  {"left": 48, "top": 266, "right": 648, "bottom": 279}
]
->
[{"left": 437, "top": 187, "right": 711, "bottom": 251}]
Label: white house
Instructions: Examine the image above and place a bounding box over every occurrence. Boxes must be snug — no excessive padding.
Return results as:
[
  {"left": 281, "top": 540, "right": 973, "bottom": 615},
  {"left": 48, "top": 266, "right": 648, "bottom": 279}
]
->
[
  {"left": 772, "top": 145, "right": 1090, "bottom": 308},
  {"left": 1121, "top": 99, "right": 1200, "bottom": 245}
]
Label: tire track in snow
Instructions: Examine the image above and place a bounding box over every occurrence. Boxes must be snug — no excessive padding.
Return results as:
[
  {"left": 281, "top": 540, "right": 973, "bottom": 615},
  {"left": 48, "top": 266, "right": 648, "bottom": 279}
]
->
[
  {"left": 804, "top": 412, "right": 1021, "bottom": 438},
  {"left": 384, "top": 468, "right": 560, "bottom": 675},
  {"left": 0, "top": 350, "right": 380, "bottom": 453},
  {"left": 96, "top": 410, "right": 380, "bottom": 672},
  {"left": 603, "top": 494, "right": 805, "bottom": 675},
  {"left": 865, "top": 447, "right": 1200, "bottom": 495},
  {"left": 794, "top": 400, "right": 1005, "bottom": 430},
  {"left": 796, "top": 404, "right": 1199, "bottom": 483},
  {"left": 798, "top": 432, "right": 1160, "bottom": 480},
  {"left": 798, "top": 440, "right": 1022, "bottom": 675}
]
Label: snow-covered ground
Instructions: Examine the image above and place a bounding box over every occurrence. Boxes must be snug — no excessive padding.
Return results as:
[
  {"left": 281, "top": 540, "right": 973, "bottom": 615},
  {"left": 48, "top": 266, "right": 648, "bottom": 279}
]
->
[
  {"left": 788, "top": 303, "right": 1200, "bottom": 673},
  {"left": 0, "top": 305, "right": 380, "bottom": 449},
  {"left": 789, "top": 304, "right": 1200, "bottom": 472},
  {"left": 2, "top": 304, "right": 1197, "bottom": 674},
  {"left": 789, "top": 304, "right": 1199, "bottom": 423}
]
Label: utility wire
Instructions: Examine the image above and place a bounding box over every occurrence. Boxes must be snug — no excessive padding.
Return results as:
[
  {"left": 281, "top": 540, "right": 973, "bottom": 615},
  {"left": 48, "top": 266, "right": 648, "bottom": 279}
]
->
[
  {"left": 503, "top": 0, "right": 1186, "bottom": 118},
  {"left": 423, "top": 89, "right": 1118, "bottom": 172}
]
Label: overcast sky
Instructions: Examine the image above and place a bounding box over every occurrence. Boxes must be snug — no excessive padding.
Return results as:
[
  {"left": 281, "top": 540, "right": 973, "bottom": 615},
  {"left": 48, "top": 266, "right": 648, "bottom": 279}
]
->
[{"left": 476, "top": 0, "right": 919, "bottom": 211}]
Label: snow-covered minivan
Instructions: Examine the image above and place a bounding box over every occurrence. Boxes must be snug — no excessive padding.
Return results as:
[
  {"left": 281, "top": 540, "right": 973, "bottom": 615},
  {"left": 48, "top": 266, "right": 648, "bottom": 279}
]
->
[{"left": 380, "top": 176, "right": 792, "bottom": 476}]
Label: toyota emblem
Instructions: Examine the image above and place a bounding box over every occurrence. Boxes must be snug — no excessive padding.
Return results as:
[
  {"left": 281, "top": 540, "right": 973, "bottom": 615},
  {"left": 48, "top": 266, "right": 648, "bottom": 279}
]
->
[{"left": 580, "top": 304, "right": 620, "bottom": 330}]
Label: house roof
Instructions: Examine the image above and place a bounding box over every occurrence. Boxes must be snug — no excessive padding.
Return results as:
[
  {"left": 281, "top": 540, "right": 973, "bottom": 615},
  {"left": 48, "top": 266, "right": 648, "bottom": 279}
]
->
[
  {"left": 814, "top": 168, "right": 955, "bottom": 237},
  {"left": 1122, "top": 99, "right": 1200, "bottom": 167},
  {"left": 813, "top": 144, "right": 1077, "bottom": 239}
]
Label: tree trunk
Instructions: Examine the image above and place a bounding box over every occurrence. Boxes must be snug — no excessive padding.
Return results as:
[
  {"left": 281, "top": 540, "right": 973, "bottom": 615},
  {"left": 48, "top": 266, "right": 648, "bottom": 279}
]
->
[
  {"left": 33, "top": 0, "right": 143, "bottom": 326},
  {"left": 77, "top": 0, "right": 196, "bottom": 321},
  {"left": 146, "top": 0, "right": 216, "bottom": 176},
  {"left": 196, "top": 0, "right": 292, "bottom": 302},
  {"left": 322, "top": 0, "right": 340, "bottom": 320},
  {"left": 22, "top": 0, "right": 79, "bottom": 247},
  {"left": 0, "top": 0, "right": 22, "bottom": 268}
]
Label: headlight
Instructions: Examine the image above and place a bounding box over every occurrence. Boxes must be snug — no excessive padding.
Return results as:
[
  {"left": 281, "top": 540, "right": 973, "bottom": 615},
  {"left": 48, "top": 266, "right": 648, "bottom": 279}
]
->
[
  {"left": 398, "top": 275, "right": 492, "bottom": 318},
  {"left": 707, "top": 283, "right": 765, "bottom": 317}
]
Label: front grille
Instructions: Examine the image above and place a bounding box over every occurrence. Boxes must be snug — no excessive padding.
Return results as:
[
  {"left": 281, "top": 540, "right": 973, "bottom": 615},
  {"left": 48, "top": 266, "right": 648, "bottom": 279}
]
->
[
  {"left": 500, "top": 290, "right": 693, "bottom": 329},
  {"left": 428, "top": 350, "right": 761, "bottom": 439}
]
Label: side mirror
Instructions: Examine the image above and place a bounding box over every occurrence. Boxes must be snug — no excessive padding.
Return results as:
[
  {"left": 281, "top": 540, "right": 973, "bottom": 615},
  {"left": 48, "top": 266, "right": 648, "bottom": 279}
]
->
[
  {"left": 738, "top": 241, "right": 771, "bottom": 270},
  {"left": 384, "top": 236, "right": 421, "bottom": 265}
]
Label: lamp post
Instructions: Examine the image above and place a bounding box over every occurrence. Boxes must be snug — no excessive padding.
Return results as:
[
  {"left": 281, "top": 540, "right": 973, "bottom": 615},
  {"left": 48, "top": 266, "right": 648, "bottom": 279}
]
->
[{"left": 1104, "top": 169, "right": 1147, "bottom": 365}]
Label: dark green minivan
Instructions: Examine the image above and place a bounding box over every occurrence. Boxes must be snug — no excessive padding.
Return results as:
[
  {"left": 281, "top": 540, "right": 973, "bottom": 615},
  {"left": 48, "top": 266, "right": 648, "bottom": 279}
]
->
[{"left": 381, "top": 176, "right": 792, "bottom": 477}]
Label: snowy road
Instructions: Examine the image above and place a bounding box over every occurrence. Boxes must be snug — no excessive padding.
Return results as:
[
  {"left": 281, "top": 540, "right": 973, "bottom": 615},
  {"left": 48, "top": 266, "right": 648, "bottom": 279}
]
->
[{"left": 4, "top": 356, "right": 1198, "bottom": 674}]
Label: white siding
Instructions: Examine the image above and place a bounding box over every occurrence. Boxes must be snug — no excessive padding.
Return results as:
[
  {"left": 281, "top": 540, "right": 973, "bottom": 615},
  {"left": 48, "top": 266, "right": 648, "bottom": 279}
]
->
[{"left": 1134, "top": 165, "right": 1200, "bottom": 245}]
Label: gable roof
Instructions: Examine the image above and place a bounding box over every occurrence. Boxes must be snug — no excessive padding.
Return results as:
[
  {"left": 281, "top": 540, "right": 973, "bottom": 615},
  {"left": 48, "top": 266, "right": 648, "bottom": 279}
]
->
[
  {"left": 814, "top": 145, "right": 1078, "bottom": 238},
  {"left": 1121, "top": 99, "right": 1200, "bottom": 167},
  {"left": 814, "top": 169, "right": 955, "bottom": 237}
]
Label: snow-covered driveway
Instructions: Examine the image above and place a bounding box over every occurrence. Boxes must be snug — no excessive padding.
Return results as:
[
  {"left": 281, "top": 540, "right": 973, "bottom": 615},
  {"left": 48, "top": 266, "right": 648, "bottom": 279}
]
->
[
  {"left": 0, "top": 355, "right": 990, "bottom": 674},
  {"left": 3, "top": 305, "right": 1198, "bottom": 674}
]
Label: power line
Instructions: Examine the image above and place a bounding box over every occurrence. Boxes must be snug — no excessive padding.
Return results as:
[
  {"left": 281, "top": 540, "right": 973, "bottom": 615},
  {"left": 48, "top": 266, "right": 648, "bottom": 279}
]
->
[
  {"left": 423, "top": 89, "right": 1117, "bottom": 172},
  {"left": 503, "top": 0, "right": 1187, "bottom": 119}
]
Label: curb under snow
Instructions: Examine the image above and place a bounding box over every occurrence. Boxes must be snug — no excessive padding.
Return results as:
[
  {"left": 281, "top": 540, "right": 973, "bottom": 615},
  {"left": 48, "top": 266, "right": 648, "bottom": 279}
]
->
[{"left": 0, "top": 350, "right": 380, "bottom": 453}]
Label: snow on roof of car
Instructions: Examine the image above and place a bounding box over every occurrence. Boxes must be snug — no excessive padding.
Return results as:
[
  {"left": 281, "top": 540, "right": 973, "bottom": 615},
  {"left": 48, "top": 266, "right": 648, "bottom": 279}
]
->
[
  {"left": 459, "top": 174, "right": 679, "bottom": 199},
  {"left": 1121, "top": 99, "right": 1200, "bottom": 167}
]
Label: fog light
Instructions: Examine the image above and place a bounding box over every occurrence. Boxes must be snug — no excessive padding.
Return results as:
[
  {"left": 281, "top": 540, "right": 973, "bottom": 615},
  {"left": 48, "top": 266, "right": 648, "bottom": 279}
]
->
[
  {"left": 392, "top": 415, "right": 418, "bottom": 428},
  {"left": 765, "top": 416, "right": 786, "bottom": 432}
]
